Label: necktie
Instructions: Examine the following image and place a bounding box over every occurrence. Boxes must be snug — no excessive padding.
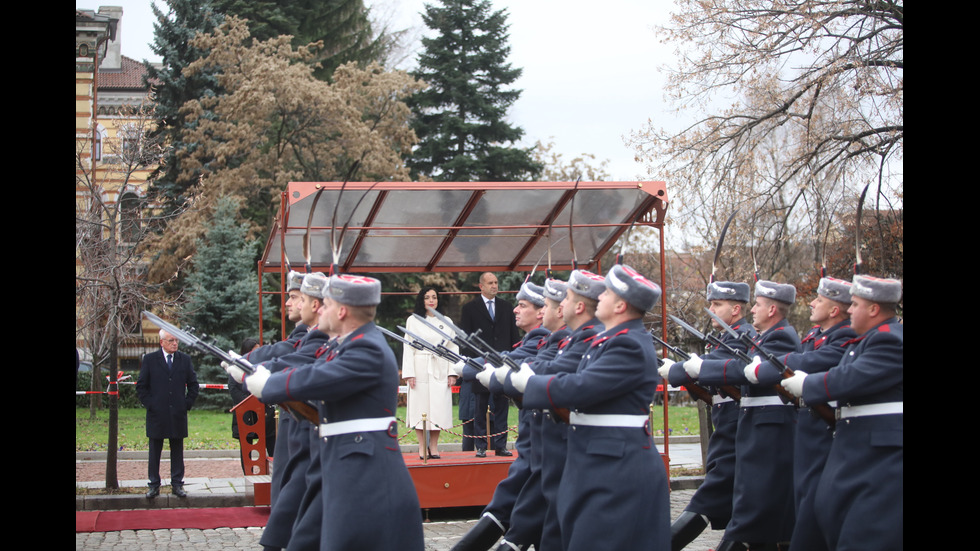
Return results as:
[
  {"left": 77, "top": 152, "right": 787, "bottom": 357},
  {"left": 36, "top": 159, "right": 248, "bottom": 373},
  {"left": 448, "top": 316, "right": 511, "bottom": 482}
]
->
[
  {"left": 487, "top": 300, "right": 495, "bottom": 321},
  {"left": 167, "top": 354, "right": 173, "bottom": 370}
]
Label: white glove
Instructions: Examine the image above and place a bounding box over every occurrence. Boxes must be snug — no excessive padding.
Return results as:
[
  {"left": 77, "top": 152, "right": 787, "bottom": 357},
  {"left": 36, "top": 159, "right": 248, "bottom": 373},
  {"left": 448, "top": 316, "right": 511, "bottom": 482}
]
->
[
  {"left": 744, "top": 356, "right": 762, "bottom": 384},
  {"left": 451, "top": 358, "right": 468, "bottom": 377},
  {"left": 510, "top": 362, "right": 535, "bottom": 393},
  {"left": 496, "top": 363, "right": 519, "bottom": 383},
  {"left": 780, "top": 370, "right": 808, "bottom": 397},
  {"left": 222, "top": 351, "right": 252, "bottom": 384},
  {"left": 476, "top": 365, "right": 495, "bottom": 389},
  {"left": 245, "top": 366, "right": 271, "bottom": 399},
  {"left": 657, "top": 360, "right": 676, "bottom": 379},
  {"left": 683, "top": 354, "right": 702, "bottom": 378}
]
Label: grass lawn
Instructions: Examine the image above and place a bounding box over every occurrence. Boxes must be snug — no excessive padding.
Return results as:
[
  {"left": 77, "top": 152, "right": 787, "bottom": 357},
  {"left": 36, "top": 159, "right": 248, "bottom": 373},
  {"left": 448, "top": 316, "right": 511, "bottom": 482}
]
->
[{"left": 76, "top": 403, "right": 701, "bottom": 452}]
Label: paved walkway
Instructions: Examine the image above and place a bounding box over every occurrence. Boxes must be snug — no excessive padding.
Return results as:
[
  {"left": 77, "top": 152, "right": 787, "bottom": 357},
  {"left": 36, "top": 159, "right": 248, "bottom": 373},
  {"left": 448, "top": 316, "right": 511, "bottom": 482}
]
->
[
  {"left": 77, "top": 438, "right": 723, "bottom": 549},
  {"left": 75, "top": 488, "right": 727, "bottom": 550}
]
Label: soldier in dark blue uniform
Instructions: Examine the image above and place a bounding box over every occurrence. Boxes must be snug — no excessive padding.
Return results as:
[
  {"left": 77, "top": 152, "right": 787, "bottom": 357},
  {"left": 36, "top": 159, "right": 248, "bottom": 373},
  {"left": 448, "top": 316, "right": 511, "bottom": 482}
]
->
[
  {"left": 659, "top": 281, "right": 755, "bottom": 550},
  {"left": 491, "top": 277, "right": 572, "bottom": 551},
  {"left": 453, "top": 281, "right": 551, "bottom": 551},
  {"left": 241, "top": 273, "right": 425, "bottom": 551},
  {"left": 508, "top": 269, "right": 605, "bottom": 551},
  {"left": 781, "top": 275, "right": 902, "bottom": 551},
  {"left": 511, "top": 264, "right": 670, "bottom": 551},
  {"left": 687, "top": 280, "right": 801, "bottom": 550},
  {"left": 749, "top": 277, "right": 856, "bottom": 551},
  {"left": 224, "top": 272, "right": 331, "bottom": 551}
]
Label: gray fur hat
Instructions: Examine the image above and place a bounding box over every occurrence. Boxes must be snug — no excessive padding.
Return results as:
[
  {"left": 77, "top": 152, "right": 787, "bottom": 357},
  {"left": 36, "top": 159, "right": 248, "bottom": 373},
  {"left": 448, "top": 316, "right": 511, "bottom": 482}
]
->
[
  {"left": 326, "top": 273, "right": 382, "bottom": 306},
  {"left": 301, "top": 272, "right": 329, "bottom": 299},
  {"left": 707, "top": 281, "right": 750, "bottom": 303},
  {"left": 605, "top": 264, "right": 662, "bottom": 312},
  {"left": 542, "top": 278, "right": 568, "bottom": 303},
  {"left": 566, "top": 269, "right": 605, "bottom": 301},
  {"left": 755, "top": 280, "right": 796, "bottom": 305},
  {"left": 286, "top": 270, "right": 305, "bottom": 292},
  {"left": 516, "top": 281, "right": 546, "bottom": 308},
  {"left": 817, "top": 277, "right": 852, "bottom": 303},
  {"left": 851, "top": 275, "right": 902, "bottom": 304}
]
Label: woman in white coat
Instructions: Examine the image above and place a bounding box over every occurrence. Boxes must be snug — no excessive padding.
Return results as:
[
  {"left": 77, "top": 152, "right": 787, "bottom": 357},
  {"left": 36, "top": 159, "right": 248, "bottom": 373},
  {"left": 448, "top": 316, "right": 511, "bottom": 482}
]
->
[{"left": 402, "top": 287, "right": 459, "bottom": 459}]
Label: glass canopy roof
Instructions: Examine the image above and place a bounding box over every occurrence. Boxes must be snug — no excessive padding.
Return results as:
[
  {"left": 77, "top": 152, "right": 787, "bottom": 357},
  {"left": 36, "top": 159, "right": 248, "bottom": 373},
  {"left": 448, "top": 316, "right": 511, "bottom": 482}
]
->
[{"left": 260, "top": 181, "right": 668, "bottom": 275}]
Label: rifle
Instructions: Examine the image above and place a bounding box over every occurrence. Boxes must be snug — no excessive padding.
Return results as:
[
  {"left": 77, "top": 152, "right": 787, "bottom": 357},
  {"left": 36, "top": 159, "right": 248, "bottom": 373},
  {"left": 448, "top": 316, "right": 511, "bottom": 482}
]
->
[
  {"left": 379, "top": 325, "right": 463, "bottom": 365},
  {"left": 664, "top": 315, "right": 743, "bottom": 401},
  {"left": 650, "top": 333, "right": 718, "bottom": 404},
  {"left": 419, "top": 309, "right": 521, "bottom": 371},
  {"left": 420, "top": 308, "right": 541, "bottom": 416},
  {"left": 702, "top": 308, "right": 837, "bottom": 428},
  {"left": 142, "top": 311, "right": 320, "bottom": 426}
]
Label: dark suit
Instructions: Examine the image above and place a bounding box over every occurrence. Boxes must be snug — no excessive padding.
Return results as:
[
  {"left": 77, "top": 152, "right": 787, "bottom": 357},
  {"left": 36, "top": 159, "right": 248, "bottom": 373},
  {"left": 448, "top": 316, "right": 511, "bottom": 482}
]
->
[
  {"left": 459, "top": 294, "right": 520, "bottom": 452},
  {"left": 136, "top": 348, "right": 199, "bottom": 488}
]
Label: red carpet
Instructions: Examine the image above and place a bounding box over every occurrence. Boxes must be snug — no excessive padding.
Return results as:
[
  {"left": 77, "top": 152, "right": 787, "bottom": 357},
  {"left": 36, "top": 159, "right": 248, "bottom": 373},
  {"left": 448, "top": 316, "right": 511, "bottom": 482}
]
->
[{"left": 75, "top": 507, "right": 270, "bottom": 533}]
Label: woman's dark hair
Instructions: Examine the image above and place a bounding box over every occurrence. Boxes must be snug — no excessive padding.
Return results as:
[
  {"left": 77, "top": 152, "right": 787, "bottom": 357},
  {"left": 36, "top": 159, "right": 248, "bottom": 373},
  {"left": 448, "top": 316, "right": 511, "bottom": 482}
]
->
[
  {"left": 239, "top": 337, "right": 260, "bottom": 356},
  {"left": 413, "top": 286, "right": 441, "bottom": 317}
]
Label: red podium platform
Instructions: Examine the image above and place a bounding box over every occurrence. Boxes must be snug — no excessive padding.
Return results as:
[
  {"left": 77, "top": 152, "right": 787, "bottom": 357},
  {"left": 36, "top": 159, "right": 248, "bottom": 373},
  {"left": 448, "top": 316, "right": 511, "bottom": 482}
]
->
[{"left": 404, "top": 451, "right": 516, "bottom": 509}]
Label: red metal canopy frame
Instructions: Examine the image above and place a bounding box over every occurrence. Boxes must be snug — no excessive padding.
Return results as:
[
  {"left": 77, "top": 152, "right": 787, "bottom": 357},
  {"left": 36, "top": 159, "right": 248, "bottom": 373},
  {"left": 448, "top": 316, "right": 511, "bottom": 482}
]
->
[{"left": 258, "top": 180, "right": 669, "bottom": 276}]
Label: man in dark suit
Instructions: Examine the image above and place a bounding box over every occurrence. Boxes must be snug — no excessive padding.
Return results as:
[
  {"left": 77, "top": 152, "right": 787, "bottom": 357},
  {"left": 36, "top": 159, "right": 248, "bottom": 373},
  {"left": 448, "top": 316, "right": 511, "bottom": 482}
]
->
[
  {"left": 136, "top": 328, "right": 199, "bottom": 498},
  {"left": 459, "top": 272, "right": 520, "bottom": 457}
]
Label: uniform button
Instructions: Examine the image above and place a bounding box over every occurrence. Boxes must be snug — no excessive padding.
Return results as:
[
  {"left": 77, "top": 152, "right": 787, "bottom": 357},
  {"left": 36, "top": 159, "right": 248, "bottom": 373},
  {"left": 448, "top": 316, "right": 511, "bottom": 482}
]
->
[{"left": 354, "top": 435, "right": 363, "bottom": 443}]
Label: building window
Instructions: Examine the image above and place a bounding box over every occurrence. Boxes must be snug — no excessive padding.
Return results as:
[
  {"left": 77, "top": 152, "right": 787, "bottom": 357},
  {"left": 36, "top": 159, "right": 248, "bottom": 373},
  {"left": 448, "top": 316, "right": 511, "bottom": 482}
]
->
[
  {"left": 94, "top": 124, "right": 107, "bottom": 161},
  {"left": 120, "top": 192, "right": 141, "bottom": 243}
]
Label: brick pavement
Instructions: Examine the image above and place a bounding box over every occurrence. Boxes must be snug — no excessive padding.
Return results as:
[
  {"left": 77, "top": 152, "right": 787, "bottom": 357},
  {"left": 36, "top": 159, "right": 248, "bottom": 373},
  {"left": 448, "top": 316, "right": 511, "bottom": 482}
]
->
[{"left": 75, "top": 489, "right": 727, "bottom": 550}]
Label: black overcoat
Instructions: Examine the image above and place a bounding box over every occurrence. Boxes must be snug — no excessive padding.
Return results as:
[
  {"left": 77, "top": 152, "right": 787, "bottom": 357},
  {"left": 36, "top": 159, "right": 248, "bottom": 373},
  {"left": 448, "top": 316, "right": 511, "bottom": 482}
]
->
[{"left": 136, "top": 349, "right": 199, "bottom": 439}]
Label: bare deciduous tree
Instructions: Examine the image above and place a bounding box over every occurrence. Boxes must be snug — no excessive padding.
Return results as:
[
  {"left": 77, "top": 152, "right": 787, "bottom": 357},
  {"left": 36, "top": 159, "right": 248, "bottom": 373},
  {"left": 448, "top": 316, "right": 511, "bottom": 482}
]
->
[
  {"left": 76, "top": 102, "right": 180, "bottom": 489},
  {"left": 630, "top": 0, "right": 903, "bottom": 291}
]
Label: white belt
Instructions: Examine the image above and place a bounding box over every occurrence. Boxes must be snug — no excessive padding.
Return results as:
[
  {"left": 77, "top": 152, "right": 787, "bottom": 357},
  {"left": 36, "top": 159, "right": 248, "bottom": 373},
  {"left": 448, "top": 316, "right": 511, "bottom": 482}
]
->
[
  {"left": 740, "top": 396, "right": 791, "bottom": 407},
  {"left": 839, "top": 402, "right": 903, "bottom": 419},
  {"left": 713, "top": 395, "right": 735, "bottom": 405},
  {"left": 568, "top": 412, "right": 648, "bottom": 427},
  {"left": 319, "top": 416, "right": 396, "bottom": 438}
]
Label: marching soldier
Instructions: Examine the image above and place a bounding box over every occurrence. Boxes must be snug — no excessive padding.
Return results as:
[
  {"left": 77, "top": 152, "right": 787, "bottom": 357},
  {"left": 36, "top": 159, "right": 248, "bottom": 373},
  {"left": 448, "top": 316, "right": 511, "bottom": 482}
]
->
[
  {"left": 242, "top": 274, "right": 425, "bottom": 550},
  {"left": 748, "top": 277, "right": 856, "bottom": 551},
  {"left": 510, "top": 264, "right": 670, "bottom": 551},
  {"left": 513, "top": 269, "right": 605, "bottom": 551},
  {"left": 660, "top": 281, "right": 756, "bottom": 550},
  {"left": 453, "top": 281, "right": 551, "bottom": 551},
  {"left": 225, "top": 272, "right": 332, "bottom": 551},
  {"left": 781, "top": 275, "right": 903, "bottom": 551},
  {"left": 686, "top": 280, "right": 801, "bottom": 550},
  {"left": 491, "top": 277, "right": 572, "bottom": 550}
]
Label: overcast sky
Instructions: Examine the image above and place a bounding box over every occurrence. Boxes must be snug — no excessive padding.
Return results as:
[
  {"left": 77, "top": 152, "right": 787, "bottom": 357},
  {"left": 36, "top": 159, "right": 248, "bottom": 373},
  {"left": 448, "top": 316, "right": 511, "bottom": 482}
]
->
[{"left": 79, "top": 0, "right": 679, "bottom": 182}]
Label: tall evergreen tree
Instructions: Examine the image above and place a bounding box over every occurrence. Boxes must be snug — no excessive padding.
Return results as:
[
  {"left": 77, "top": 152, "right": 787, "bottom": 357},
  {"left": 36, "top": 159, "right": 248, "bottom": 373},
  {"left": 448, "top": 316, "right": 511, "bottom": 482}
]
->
[
  {"left": 214, "top": 0, "right": 388, "bottom": 81},
  {"left": 408, "top": 0, "right": 542, "bottom": 181},
  {"left": 180, "top": 196, "right": 274, "bottom": 410},
  {"left": 143, "top": 0, "right": 224, "bottom": 214}
]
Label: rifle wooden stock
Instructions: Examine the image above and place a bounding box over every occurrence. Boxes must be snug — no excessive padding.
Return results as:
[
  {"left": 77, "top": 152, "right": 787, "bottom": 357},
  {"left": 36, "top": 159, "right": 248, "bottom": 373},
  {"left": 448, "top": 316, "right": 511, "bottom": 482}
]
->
[{"left": 281, "top": 401, "right": 320, "bottom": 426}]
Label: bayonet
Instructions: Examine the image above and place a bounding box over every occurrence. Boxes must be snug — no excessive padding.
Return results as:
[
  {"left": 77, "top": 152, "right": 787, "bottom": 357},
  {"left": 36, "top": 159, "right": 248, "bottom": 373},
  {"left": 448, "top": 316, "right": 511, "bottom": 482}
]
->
[
  {"left": 854, "top": 182, "right": 871, "bottom": 275},
  {"left": 711, "top": 210, "right": 739, "bottom": 283}
]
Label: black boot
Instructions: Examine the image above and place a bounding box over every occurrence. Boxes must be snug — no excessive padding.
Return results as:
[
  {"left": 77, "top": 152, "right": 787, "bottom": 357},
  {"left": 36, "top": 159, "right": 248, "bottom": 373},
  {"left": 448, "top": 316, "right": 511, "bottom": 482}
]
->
[
  {"left": 715, "top": 540, "right": 748, "bottom": 551},
  {"left": 494, "top": 539, "right": 528, "bottom": 551},
  {"left": 451, "top": 514, "right": 504, "bottom": 551},
  {"left": 670, "top": 511, "right": 708, "bottom": 551}
]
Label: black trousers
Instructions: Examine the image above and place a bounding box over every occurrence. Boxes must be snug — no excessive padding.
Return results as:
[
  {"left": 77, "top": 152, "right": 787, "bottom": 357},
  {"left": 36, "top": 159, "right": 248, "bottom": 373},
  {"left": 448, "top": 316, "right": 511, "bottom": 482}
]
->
[
  {"left": 148, "top": 437, "right": 185, "bottom": 487},
  {"left": 473, "top": 392, "right": 509, "bottom": 451}
]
